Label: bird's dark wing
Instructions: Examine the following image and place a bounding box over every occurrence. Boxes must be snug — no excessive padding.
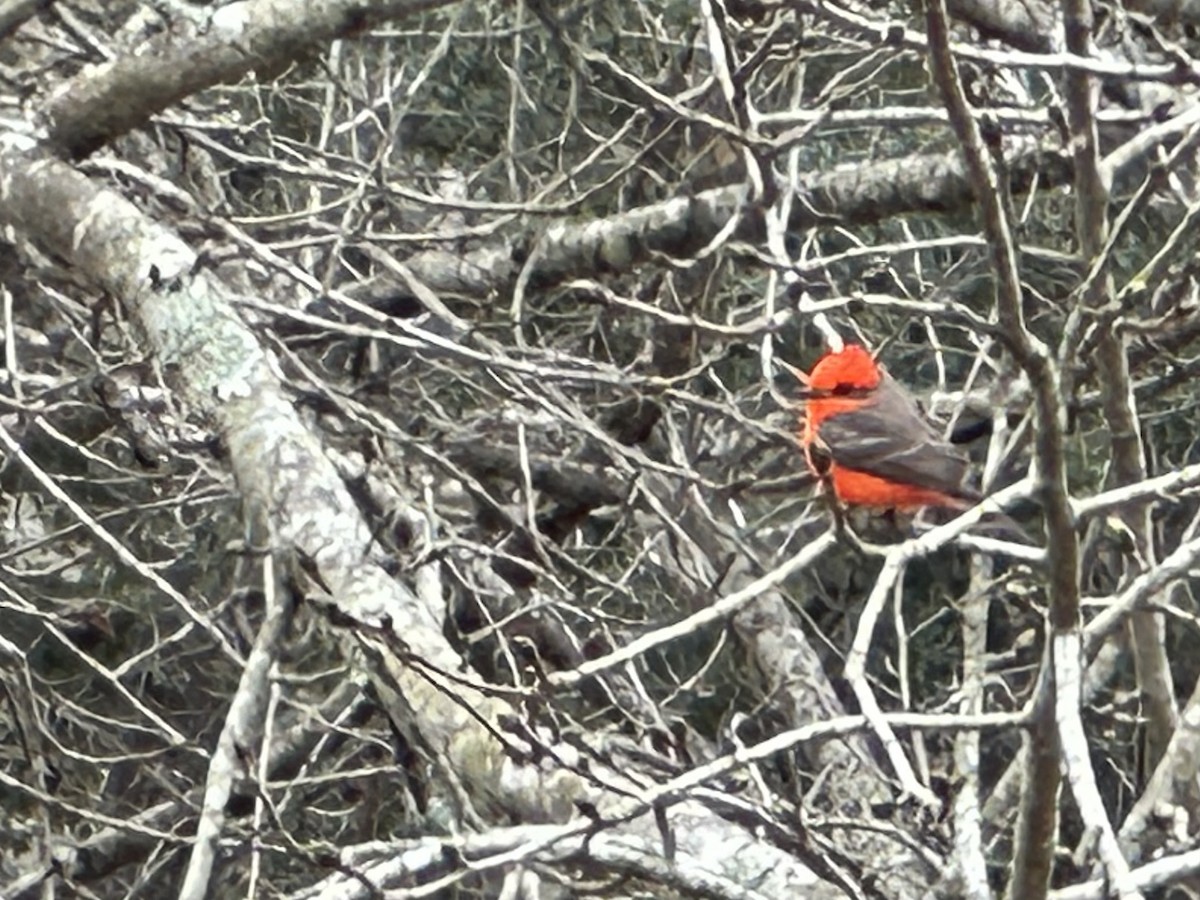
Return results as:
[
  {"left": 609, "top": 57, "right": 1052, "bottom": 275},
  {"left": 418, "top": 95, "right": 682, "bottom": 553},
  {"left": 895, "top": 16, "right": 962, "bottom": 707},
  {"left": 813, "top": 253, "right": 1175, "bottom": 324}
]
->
[{"left": 817, "top": 376, "right": 978, "bottom": 501}]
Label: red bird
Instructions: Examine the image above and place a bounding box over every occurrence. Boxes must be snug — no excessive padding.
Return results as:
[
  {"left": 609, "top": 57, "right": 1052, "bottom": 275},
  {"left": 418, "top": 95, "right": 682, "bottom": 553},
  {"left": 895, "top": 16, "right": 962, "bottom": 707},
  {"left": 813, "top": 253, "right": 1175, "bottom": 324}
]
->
[{"left": 801, "top": 344, "right": 980, "bottom": 511}]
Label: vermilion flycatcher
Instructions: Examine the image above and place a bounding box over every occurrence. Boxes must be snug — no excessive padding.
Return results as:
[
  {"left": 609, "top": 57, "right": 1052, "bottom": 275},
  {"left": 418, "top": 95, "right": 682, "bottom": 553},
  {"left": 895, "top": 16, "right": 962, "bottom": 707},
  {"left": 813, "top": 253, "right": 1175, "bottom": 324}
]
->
[{"left": 802, "top": 344, "right": 981, "bottom": 511}]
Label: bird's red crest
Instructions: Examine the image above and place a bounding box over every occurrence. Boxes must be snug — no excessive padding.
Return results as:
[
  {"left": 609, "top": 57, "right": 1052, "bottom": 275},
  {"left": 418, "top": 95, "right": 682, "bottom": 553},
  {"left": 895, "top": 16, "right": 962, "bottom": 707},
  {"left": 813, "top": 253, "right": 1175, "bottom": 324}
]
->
[{"left": 808, "top": 344, "right": 881, "bottom": 392}]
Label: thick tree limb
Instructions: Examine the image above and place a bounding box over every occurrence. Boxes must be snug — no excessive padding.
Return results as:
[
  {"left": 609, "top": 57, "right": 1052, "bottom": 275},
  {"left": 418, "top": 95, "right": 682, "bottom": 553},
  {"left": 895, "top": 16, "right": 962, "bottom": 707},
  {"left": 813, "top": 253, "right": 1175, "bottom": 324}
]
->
[{"left": 45, "top": 0, "right": 461, "bottom": 159}]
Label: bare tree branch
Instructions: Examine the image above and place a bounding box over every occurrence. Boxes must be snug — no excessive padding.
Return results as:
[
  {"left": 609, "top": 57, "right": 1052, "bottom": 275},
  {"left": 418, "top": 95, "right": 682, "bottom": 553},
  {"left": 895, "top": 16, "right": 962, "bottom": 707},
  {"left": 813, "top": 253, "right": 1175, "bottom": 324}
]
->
[{"left": 46, "top": 0, "right": 461, "bottom": 159}]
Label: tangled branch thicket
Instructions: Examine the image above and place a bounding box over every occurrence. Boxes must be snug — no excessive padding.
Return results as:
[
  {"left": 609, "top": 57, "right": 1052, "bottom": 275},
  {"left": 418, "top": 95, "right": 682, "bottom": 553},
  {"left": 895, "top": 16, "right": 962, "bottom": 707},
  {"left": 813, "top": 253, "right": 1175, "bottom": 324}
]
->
[{"left": 3, "top": 0, "right": 1200, "bottom": 897}]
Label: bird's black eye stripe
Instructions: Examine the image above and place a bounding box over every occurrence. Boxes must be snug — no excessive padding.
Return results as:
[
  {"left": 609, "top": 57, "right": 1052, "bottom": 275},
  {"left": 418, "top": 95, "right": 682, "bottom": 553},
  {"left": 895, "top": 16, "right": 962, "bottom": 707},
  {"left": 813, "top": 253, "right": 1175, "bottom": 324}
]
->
[{"left": 802, "top": 384, "right": 873, "bottom": 400}]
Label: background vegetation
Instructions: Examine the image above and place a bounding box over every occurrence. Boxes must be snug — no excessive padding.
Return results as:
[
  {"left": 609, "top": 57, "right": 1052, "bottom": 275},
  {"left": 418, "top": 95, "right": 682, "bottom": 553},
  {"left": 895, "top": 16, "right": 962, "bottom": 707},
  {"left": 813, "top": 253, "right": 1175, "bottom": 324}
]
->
[{"left": 2, "top": 0, "right": 1200, "bottom": 897}]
